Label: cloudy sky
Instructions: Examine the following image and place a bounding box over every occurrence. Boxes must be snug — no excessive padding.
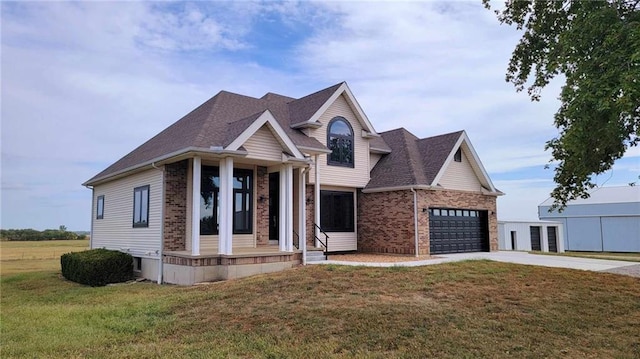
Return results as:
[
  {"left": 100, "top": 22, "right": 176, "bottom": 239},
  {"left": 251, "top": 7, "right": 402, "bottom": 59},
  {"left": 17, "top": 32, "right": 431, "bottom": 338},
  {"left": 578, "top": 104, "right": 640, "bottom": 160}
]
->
[{"left": 2, "top": 1, "right": 638, "bottom": 231}]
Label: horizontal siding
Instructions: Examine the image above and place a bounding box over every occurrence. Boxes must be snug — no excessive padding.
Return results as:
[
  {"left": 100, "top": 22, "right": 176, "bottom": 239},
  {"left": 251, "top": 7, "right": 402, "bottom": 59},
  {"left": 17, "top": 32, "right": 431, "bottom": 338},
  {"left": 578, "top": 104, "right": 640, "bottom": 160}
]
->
[
  {"left": 307, "top": 94, "right": 370, "bottom": 188},
  {"left": 439, "top": 148, "right": 482, "bottom": 191},
  {"left": 92, "top": 169, "right": 163, "bottom": 257},
  {"left": 243, "top": 125, "right": 284, "bottom": 161},
  {"left": 370, "top": 153, "right": 382, "bottom": 171},
  {"left": 200, "top": 234, "right": 255, "bottom": 250},
  {"left": 327, "top": 232, "right": 357, "bottom": 251}
]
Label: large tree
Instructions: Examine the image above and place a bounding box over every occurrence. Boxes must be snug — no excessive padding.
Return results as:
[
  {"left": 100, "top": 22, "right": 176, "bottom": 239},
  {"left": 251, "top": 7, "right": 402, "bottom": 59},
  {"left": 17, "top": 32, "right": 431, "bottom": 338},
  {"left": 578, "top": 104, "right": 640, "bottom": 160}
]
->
[{"left": 483, "top": 0, "right": 640, "bottom": 209}]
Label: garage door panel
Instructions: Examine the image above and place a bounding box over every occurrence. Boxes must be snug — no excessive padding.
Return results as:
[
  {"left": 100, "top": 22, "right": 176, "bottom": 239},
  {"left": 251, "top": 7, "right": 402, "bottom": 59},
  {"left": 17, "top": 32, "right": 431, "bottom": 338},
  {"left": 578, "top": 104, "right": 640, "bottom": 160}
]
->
[
  {"left": 601, "top": 217, "right": 640, "bottom": 252},
  {"left": 429, "top": 208, "right": 489, "bottom": 254}
]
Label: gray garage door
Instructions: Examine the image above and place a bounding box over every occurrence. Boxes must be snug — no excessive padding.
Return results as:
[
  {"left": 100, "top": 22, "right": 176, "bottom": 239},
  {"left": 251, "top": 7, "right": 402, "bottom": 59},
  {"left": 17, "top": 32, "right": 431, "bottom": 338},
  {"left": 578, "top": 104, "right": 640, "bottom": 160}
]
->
[{"left": 428, "top": 208, "right": 489, "bottom": 254}]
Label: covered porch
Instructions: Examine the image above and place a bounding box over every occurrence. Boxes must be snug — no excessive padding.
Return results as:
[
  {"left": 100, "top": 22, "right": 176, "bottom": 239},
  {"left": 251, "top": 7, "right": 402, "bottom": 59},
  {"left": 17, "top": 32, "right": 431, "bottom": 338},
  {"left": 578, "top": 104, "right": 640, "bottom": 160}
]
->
[{"left": 160, "top": 148, "right": 326, "bottom": 284}]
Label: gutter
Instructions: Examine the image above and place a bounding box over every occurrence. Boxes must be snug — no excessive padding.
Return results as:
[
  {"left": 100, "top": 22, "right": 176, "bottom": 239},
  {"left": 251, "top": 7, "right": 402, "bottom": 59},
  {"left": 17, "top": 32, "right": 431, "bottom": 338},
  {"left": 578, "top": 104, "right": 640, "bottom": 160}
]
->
[
  {"left": 83, "top": 146, "right": 249, "bottom": 187},
  {"left": 362, "top": 184, "right": 432, "bottom": 193},
  {"left": 152, "top": 162, "right": 165, "bottom": 285},
  {"left": 410, "top": 187, "right": 419, "bottom": 258}
]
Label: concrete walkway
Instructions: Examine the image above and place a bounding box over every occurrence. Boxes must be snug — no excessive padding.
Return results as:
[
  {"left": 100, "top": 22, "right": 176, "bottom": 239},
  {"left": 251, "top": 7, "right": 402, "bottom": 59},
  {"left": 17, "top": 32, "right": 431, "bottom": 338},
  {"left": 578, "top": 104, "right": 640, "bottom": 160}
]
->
[{"left": 313, "top": 251, "right": 639, "bottom": 274}]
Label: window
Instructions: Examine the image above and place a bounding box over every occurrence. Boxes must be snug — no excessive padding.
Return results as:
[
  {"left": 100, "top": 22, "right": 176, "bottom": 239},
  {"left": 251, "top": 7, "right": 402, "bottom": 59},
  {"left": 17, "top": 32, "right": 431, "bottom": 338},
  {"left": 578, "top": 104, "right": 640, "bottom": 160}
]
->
[
  {"left": 133, "top": 257, "right": 142, "bottom": 272},
  {"left": 200, "top": 167, "right": 220, "bottom": 235},
  {"left": 133, "top": 185, "right": 150, "bottom": 228},
  {"left": 327, "top": 117, "right": 354, "bottom": 167},
  {"left": 233, "top": 169, "right": 253, "bottom": 234},
  {"left": 320, "top": 190, "right": 354, "bottom": 232},
  {"left": 454, "top": 148, "right": 462, "bottom": 162},
  {"left": 200, "top": 166, "right": 253, "bottom": 235},
  {"left": 96, "top": 195, "right": 104, "bottom": 219}
]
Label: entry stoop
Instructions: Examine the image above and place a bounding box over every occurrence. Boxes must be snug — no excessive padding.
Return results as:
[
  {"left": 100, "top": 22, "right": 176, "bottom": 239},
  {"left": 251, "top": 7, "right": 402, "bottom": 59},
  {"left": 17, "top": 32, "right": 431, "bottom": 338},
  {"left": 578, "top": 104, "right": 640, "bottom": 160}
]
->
[{"left": 306, "top": 249, "right": 327, "bottom": 262}]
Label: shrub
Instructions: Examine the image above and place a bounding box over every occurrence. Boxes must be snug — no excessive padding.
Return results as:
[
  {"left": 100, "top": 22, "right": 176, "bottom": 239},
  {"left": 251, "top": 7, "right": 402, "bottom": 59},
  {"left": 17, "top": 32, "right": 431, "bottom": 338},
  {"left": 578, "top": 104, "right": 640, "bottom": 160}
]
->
[{"left": 61, "top": 249, "right": 133, "bottom": 286}]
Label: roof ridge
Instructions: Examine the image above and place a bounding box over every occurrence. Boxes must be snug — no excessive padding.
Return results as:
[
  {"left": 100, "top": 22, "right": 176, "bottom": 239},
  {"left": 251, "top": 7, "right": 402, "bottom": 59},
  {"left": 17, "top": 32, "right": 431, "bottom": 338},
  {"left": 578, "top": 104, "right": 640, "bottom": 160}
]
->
[
  {"left": 401, "top": 128, "right": 429, "bottom": 185},
  {"left": 295, "top": 81, "right": 344, "bottom": 101}
]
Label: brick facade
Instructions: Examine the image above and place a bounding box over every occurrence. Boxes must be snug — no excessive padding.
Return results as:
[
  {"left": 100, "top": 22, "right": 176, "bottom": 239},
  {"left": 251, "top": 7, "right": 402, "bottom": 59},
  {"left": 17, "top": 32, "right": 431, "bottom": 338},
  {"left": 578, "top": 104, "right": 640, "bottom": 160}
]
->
[
  {"left": 163, "top": 160, "right": 188, "bottom": 251},
  {"left": 256, "top": 166, "right": 270, "bottom": 246},
  {"left": 357, "top": 188, "right": 498, "bottom": 255},
  {"left": 417, "top": 189, "right": 499, "bottom": 252},
  {"left": 305, "top": 184, "right": 316, "bottom": 247}
]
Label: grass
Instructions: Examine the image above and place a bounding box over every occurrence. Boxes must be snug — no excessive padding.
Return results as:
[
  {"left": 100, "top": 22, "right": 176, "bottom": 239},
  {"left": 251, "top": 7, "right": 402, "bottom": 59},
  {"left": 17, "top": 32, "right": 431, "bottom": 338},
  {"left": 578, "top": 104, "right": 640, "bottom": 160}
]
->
[
  {"left": 532, "top": 250, "right": 640, "bottom": 262},
  {"left": 2, "top": 254, "right": 640, "bottom": 358},
  {"left": 0, "top": 239, "right": 89, "bottom": 275}
]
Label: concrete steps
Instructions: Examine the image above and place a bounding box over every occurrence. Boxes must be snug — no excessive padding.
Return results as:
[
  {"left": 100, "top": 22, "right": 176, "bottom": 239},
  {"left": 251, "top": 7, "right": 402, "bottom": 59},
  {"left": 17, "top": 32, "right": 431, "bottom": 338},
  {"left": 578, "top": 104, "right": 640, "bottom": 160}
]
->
[{"left": 306, "top": 249, "right": 327, "bottom": 262}]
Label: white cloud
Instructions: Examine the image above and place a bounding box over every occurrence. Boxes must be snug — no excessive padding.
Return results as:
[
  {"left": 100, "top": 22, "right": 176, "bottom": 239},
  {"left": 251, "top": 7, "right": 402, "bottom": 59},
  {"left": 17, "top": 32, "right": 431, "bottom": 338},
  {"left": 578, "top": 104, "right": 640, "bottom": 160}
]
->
[{"left": 1, "top": 1, "right": 637, "bottom": 230}]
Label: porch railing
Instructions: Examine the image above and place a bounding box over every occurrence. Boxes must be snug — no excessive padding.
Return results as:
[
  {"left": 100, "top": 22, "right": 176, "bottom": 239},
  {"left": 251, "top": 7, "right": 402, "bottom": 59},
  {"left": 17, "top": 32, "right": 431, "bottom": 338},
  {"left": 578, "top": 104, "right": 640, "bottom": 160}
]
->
[
  {"left": 313, "top": 223, "right": 329, "bottom": 260},
  {"left": 292, "top": 230, "right": 300, "bottom": 250}
]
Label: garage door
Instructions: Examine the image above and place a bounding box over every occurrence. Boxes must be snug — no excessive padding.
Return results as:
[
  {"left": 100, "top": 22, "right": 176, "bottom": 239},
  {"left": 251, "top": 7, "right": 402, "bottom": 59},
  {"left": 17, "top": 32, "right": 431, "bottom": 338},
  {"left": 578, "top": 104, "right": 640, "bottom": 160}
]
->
[{"left": 428, "top": 208, "right": 489, "bottom": 254}]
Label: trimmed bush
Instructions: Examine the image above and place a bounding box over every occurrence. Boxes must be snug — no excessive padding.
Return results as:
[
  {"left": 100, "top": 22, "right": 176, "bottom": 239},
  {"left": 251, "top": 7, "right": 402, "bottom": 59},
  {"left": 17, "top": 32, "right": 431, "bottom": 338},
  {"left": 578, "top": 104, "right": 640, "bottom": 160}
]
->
[{"left": 61, "top": 249, "right": 133, "bottom": 286}]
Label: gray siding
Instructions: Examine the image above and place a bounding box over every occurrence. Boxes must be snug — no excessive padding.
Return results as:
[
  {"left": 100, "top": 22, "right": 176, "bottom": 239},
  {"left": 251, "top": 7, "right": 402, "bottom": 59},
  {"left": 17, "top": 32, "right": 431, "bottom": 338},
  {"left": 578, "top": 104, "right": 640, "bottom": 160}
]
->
[
  {"left": 602, "top": 217, "right": 640, "bottom": 252},
  {"left": 540, "top": 201, "right": 640, "bottom": 252},
  {"left": 565, "top": 217, "right": 603, "bottom": 251}
]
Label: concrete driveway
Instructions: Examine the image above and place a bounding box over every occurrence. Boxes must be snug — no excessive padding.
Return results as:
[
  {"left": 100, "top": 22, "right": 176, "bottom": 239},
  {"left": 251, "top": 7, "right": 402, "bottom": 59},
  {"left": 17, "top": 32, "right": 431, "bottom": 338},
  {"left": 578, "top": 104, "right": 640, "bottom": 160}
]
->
[{"left": 318, "top": 251, "right": 640, "bottom": 276}]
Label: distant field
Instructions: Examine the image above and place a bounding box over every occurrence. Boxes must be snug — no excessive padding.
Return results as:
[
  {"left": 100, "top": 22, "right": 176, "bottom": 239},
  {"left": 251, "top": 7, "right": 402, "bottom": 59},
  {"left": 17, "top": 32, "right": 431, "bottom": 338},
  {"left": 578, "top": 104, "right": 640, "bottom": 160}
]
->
[{"left": 0, "top": 239, "right": 89, "bottom": 275}]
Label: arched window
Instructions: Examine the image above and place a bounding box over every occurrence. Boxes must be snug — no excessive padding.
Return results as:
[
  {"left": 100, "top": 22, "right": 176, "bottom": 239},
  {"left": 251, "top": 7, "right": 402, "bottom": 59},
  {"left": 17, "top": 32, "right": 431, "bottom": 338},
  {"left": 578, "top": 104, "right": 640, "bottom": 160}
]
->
[{"left": 327, "top": 117, "right": 354, "bottom": 167}]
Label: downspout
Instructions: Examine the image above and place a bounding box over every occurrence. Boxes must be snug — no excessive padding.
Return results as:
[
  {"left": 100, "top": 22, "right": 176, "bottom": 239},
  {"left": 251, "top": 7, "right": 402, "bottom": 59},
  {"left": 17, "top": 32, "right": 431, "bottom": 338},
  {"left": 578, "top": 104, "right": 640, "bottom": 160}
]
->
[
  {"left": 152, "top": 162, "right": 164, "bottom": 284},
  {"left": 83, "top": 185, "right": 94, "bottom": 249},
  {"left": 410, "top": 187, "right": 419, "bottom": 258}
]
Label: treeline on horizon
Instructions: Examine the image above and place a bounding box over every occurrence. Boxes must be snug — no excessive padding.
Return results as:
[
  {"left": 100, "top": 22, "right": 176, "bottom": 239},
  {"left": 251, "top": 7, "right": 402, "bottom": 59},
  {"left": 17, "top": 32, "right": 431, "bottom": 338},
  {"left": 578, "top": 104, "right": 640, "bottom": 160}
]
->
[{"left": 0, "top": 228, "right": 88, "bottom": 241}]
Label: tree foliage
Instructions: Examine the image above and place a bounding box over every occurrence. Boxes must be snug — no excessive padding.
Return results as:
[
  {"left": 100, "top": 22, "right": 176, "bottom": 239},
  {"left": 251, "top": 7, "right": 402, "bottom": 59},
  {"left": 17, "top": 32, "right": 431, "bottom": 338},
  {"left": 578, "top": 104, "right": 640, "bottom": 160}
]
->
[
  {"left": 484, "top": 0, "right": 640, "bottom": 208},
  {"left": 0, "top": 228, "right": 86, "bottom": 241}
]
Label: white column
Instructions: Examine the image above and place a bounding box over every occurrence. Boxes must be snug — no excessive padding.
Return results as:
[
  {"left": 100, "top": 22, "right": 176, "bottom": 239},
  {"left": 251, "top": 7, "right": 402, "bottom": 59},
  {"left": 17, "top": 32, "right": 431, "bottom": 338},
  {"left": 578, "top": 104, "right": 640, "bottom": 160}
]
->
[
  {"left": 279, "top": 165, "right": 287, "bottom": 252},
  {"left": 314, "top": 154, "right": 321, "bottom": 248},
  {"left": 219, "top": 157, "right": 234, "bottom": 255},
  {"left": 298, "top": 169, "right": 307, "bottom": 263},
  {"left": 285, "top": 164, "right": 294, "bottom": 252},
  {"left": 191, "top": 156, "right": 201, "bottom": 256},
  {"left": 541, "top": 225, "right": 550, "bottom": 252}
]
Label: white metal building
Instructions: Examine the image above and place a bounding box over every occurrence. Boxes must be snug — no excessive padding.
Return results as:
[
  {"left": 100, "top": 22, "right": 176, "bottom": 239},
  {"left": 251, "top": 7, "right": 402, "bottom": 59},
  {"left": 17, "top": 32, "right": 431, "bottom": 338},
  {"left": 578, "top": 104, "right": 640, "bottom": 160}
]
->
[
  {"left": 538, "top": 186, "right": 640, "bottom": 253},
  {"left": 498, "top": 221, "right": 565, "bottom": 252}
]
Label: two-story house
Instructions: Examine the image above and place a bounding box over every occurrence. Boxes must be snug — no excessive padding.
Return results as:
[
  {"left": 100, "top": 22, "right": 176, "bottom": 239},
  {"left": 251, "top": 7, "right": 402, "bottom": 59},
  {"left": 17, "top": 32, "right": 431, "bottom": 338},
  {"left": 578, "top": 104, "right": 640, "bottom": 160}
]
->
[{"left": 83, "top": 82, "right": 502, "bottom": 285}]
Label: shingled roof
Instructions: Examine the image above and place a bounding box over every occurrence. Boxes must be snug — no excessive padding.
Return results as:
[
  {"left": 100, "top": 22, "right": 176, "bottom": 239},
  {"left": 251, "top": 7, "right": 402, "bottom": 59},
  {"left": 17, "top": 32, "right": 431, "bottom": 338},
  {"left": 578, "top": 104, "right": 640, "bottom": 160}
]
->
[
  {"left": 366, "top": 129, "right": 464, "bottom": 190},
  {"left": 85, "top": 82, "right": 372, "bottom": 185}
]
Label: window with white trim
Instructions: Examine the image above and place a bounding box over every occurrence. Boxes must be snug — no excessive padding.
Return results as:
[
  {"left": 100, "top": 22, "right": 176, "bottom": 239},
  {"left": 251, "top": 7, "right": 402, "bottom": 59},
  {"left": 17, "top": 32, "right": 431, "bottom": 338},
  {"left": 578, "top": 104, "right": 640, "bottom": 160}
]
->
[{"left": 327, "top": 117, "right": 354, "bottom": 167}]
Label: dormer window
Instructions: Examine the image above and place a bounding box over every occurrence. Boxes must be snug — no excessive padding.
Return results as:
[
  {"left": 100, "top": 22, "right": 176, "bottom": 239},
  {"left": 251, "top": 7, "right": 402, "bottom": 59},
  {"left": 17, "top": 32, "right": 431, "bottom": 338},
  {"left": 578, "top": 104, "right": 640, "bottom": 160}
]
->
[
  {"left": 327, "top": 117, "right": 354, "bottom": 167},
  {"left": 454, "top": 148, "right": 462, "bottom": 162}
]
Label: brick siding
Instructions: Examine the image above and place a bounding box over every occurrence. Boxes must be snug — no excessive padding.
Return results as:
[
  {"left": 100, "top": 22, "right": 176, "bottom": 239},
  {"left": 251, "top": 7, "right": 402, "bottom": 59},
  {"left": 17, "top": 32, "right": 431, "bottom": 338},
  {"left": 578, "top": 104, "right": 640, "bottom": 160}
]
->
[
  {"left": 357, "top": 189, "right": 498, "bottom": 255},
  {"left": 305, "top": 184, "right": 316, "bottom": 247},
  {"left": 256, "top": 166, "right": 270, "bottom": 246},
  {"left": 163, "top": 160, "right": 188, "bottom": 251}
]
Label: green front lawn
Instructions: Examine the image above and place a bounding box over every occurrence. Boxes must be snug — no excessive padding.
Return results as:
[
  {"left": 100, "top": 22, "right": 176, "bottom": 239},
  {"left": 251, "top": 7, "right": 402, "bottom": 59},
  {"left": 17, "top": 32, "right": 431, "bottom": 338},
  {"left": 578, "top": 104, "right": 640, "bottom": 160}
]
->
[{"left": 2, "top": 261, "right": 639, "bottom": 358}]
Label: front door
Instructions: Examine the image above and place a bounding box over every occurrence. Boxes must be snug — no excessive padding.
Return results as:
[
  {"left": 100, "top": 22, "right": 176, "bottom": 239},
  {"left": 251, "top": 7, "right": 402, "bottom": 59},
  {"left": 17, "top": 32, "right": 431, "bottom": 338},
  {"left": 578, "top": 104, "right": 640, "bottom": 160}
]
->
[{"left": 269, "top": 172, "right": 279, "bottom": 242}]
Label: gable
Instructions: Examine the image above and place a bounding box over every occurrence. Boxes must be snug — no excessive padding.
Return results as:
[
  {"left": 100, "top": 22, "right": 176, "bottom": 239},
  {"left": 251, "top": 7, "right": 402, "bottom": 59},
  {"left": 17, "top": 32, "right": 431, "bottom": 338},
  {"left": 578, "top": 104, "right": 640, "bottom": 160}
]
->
[
  {"left": 242, "top": 124, "right": 287, "bottom": 162},
  {"left": 306, "top": 93, "right": 371, "bottom": 188},
  {"left": 438, "top": 146, "right": 484, "bottom": 191},
  {"left": 226, "top": 110, "right": 304, "bottom": 160},
  {"left": 302, "top": 82, "right": 377, "bottom": 135},
  {"left": 432, "top": 136, "right": 497, "bottom": 193}
]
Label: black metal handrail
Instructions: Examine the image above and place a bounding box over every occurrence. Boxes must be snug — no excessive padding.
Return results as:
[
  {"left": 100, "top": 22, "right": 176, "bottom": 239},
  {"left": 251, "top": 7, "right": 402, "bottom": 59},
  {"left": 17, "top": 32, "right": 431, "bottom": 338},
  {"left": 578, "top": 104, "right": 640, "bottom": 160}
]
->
[
  {"left": 292, "top": 230, "right": 300, "bottom": 250},
  {"left": 313, "top": 223, "right": 329, "bottom": 259}
]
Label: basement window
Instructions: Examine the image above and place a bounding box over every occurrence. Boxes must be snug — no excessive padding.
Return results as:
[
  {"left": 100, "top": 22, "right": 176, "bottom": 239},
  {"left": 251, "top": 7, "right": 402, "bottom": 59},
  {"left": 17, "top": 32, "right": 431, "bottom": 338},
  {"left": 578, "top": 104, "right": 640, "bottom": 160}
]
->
[{"left": 133, "top": 257, "right": 142, "bottom": 272}]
